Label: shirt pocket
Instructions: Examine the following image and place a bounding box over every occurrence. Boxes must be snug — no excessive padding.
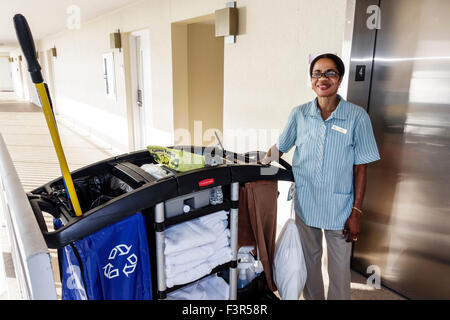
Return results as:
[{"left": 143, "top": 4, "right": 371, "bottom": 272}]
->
[{"left": 333, "top": 170, "right": 353, "bottom": 194}]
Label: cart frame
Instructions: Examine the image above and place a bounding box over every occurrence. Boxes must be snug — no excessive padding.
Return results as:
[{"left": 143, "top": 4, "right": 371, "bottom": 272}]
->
[{"left": 27, "top": 146, "right": 293, "bottom": 300}]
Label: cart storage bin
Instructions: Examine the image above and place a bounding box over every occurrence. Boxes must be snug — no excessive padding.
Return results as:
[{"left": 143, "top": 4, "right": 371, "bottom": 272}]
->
[
  {"left": 27, "top": 147, "right": 293, "bottom": 300},
  {"left": 52, "top": 173, "right": 131, "bottom": 213},
  {"left": 164, "top": 189, "right": 210, "bottom": 218}
]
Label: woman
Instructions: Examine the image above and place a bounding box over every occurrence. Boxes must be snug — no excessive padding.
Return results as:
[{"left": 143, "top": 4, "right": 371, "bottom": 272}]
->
[{"left": 262, "top": 53, "right": 380, "bottom": 300}]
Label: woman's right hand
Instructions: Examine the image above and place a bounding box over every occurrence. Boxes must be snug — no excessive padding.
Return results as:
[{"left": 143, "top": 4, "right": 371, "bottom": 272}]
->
[
  {"left": 258, "top": 144, "right": 283, "bottom": 166},
  {"left": 258, "top": 157, "right": 272, "bottom": 165}
]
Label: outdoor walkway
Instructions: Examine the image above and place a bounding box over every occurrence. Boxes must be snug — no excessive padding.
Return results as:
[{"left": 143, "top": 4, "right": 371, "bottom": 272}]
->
[
  {"left": 0, "top": 92, "right": 404, "bottom": 300},
  {"left": 0, "top": 91, "right": 113, "bottom": 299}
]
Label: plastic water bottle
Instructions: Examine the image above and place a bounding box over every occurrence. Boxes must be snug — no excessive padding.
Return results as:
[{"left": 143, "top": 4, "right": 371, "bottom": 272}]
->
[
  {"left": 209, "top": 188, "right": 217, "bottom": 205},
  {"left": 209, "top": 186, "right": 223, "bottom": 205},
  {"left": 215, "top": 186, "right": 223, "bottom": 204}
]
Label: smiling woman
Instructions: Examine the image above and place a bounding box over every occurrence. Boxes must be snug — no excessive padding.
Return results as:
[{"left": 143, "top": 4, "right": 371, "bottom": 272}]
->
[{"left": 261, "top": 52, "right": 380, "bottom": 300}]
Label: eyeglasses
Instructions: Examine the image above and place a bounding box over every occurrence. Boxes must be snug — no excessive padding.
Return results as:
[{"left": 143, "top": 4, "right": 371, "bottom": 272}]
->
[{"left": 311, "top": 70, "right": 339, "bottom": 79}]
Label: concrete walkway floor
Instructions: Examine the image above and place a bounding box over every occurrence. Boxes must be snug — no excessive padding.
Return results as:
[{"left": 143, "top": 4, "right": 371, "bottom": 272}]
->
[
  {"left": 0, "top": 92, "right": 113, "bottom": 299},
  {"left": 0, "top": 92, "right": 404, "bottom": 300}
]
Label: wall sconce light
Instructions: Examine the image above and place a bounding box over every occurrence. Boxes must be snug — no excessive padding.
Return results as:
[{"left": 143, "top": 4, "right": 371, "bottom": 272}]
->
[
  {"left": 215, "top": 1, "right": 238, "bottom": 44},
  {"left": 51, "top": 46, "right": 57, "bottom": 57},
  {"left": 110, "top": 29, "right": 122, "bottom": 52}
]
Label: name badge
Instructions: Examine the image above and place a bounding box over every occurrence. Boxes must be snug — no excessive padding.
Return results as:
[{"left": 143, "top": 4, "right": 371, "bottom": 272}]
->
[{"left": 332, "top": 125, "right": 347, "bottom": 134}]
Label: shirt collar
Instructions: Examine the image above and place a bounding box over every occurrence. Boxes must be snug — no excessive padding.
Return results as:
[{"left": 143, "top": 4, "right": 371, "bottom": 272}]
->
[{"left": 309, "top": 94, "right": 347, "bottom": 120}]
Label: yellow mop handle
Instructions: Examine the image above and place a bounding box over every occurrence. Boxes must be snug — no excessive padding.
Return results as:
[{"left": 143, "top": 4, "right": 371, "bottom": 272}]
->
[
  {"left": 14, "top": 14, "right": 82, "bottom": 216},
  {"left": 35, "top": 83, "right": 83, "bottom": 216}
]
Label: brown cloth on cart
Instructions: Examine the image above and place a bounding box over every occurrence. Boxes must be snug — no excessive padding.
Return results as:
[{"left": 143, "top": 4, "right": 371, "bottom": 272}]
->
[{"left": 238, "top": 180, "right": 278, "bottom": 292}]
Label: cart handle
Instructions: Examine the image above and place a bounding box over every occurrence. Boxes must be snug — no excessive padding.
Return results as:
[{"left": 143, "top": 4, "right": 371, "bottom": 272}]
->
[
  {"left": 243, "top": 150, "right": 292, "bottom": 172},
  {"left": 168, "top": 146, "right": 293, "bottom": 172},
  {"left": 28, "top": 195, "right": 61, "bottom": 234}
]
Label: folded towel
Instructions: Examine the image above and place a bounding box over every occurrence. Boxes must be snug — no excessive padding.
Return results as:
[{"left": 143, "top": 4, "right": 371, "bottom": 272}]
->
[
  {"left": 166, "top": 244, "right": 214, "bottom": 267},
  {"left": 166, "top": 259, "right": 204, "bottom": 279},
  {"left": 165, "top": 240, "right": 232, "bottom": 278},
  {"left": 166, "top": 262, "right": 212, "bottom": 288},
  {"left": 198, "top": 210, "right": 228, "bottom": 225},
  {"left": 165, "top": 220, "right": 216, "bottom": 255},
  {"left": 212, "top": 228, "right": 231, "bottom": 250},
  {"left": 164, "top": 211, "right": 229, "bottom": 255},
  {"left": 165, "top": 245, "right": 232, "bottom": 288},
  {"left": 165, "top": 229, "right": 230, "bottom": 266},
  {"left": 209, "top": 219, "right": 228, "bottom": 234},
  {"left": 166, "top": 274, "right": 229, "bottom": 300},
  {"left": 207, "top": 246, "right": 233, "bottom": 269}
]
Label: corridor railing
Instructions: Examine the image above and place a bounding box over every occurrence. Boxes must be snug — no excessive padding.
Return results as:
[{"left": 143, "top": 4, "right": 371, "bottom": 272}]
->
[{"left": 0, "top": 134, "right": 57, "bottom": 300}]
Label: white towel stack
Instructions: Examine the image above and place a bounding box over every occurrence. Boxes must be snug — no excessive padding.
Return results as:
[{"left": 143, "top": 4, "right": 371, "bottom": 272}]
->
[
  {"left": 164, "top": 210, "right": 232, "bottom": 288},
  {"left": 166, "top": 274, "right": 230, "bottom": 300}
]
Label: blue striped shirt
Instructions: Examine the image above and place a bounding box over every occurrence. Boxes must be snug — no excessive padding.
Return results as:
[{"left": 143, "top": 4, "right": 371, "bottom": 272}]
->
[{"left": 277, "top": 95, "right": 380, "bottom": 230}]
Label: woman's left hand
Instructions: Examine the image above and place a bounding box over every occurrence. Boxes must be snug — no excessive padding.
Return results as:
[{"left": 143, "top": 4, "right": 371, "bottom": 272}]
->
[{"left": 342, "top": 209, "right": 362, "bottom": 242}]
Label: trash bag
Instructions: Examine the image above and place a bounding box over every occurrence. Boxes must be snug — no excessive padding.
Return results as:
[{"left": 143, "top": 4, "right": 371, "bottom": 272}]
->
[{"left": 273, "top": 218, "right": 307, "bottom": 300}]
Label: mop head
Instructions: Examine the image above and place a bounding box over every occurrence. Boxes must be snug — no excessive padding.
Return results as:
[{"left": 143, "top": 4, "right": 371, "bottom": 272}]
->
[{"left": 147, "top": 146, "right": 205, "bottom": 172}]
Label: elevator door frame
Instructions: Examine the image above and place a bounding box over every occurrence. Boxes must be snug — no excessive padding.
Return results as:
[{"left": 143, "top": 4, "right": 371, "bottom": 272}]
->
[{"left": 345, "top": 0, "right": 450, "bottom": 300}]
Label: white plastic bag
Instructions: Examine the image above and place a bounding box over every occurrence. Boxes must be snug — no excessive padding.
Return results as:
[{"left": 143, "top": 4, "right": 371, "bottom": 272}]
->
[{"left": 273, "top": 192, "right": 307, "bottom": 300}]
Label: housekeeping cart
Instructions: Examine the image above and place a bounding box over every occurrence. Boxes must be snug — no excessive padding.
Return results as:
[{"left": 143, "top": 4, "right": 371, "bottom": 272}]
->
[
  {"left": 13, "top": 13, "right": 294, "bottom": 300},
  {"left": 27, "top": 146, "right": 293, "bottom": 300}
]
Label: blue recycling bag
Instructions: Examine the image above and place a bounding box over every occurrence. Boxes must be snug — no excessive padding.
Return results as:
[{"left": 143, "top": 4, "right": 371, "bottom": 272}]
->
[
  {"left": 56, "top": 212, "right": 152, "bottom": 300},
  {"left": 58, "top": 242, "right": 89, "bottom": 300}
]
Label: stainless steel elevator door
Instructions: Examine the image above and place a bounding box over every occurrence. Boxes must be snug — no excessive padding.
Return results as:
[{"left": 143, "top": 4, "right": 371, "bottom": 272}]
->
[{"left": 351, "top": 0, "right": 450, "bottom": 299}]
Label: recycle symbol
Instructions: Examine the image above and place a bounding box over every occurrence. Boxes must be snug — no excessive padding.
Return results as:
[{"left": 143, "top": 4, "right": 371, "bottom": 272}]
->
[{"left": 103, "top": 244, "right": 138, "bottom": 279}]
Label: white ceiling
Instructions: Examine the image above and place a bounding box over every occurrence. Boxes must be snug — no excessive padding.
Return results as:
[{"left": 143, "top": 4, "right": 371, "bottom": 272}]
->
[{"left": 0, "top": 0, "right": 141, "bottom": 52}]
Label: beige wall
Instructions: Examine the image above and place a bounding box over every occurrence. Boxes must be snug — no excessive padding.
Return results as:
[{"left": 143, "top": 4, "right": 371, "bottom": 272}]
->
[
  {"left": 222, "top": 0, "right": 347, "bottom": 154},
  {"left": 172, "top": 21, "right": 224, "bottom": 146},
  {"left": 188, "top": 23, "right": 224, "bottom": 147},
  {"left": 33, "top": 0, "right": 348, "bottom": 155},
  {"left": 171, "top": 23, "right": 190, "bottom": 135}
]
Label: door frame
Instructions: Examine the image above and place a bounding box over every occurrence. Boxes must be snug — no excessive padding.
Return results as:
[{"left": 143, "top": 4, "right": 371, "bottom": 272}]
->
[
  {"left": 129, "top": 29, "right": 152, "bottom": 150},
  {"left": 45, "top": 49, "right": 58, "bottom": 113}
]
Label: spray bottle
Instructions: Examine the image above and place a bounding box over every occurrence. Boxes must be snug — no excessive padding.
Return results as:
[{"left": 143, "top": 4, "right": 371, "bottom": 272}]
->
[{"left": 238, "top": 246, "right": 258, "bottom": 287}]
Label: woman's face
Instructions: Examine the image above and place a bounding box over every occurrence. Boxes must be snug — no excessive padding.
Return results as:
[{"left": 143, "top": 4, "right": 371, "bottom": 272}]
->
[{"left": 311, "top": 58, "right": 342, "bottom": 98}]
